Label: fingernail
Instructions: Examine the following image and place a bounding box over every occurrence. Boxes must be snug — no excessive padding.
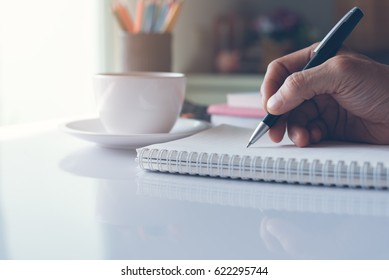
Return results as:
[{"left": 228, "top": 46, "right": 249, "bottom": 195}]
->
[{"left": 267, "top": 94, "right": 283, "bottom": 111}]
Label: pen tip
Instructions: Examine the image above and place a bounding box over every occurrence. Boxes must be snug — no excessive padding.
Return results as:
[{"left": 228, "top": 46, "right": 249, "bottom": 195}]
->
[{"left": 246, "top": 143, "right": 252, "bottom": 148}]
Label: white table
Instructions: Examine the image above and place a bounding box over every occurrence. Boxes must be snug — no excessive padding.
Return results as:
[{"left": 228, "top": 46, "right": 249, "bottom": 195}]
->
[{"left": 1, "top": 120, "right": 389, "bottom": 260}]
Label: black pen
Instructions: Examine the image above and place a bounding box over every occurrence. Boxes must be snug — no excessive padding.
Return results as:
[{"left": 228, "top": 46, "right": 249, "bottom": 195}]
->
[{"left": 246, "top": 6, "right": 364, "bottom": 148}]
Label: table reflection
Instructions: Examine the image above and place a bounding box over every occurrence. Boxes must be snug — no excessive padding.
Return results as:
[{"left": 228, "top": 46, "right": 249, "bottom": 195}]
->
[
  {"left": 0, "top": 145, "right": 8, "bottom": 259},
  {"left": 0, "top": 192, "right": 8, "bottom": 259},
  {"left": 61, "top": 146, "right": 389, "bottom": 259}
]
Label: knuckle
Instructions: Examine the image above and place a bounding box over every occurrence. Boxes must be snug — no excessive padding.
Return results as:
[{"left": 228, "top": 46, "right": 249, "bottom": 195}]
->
[
  {"left": 284, "top": 71, "right": 314, "bottom": 101},
  {"left": 328, "top": 55, "right": 356, "bottom": 73},
  {"left": 266, "top": 60, "right": 280, "bottom": 74},
  {"left": 284, "top": 72, "right": 306, "bottom": 91},
  {"left": 267, "top": 59, "right": 289, "bottom": 76}
]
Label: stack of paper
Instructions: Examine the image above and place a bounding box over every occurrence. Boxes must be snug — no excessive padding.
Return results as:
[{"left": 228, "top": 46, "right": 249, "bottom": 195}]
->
[
  {"left": 226, "top": 92, "right": 261, "bottom": 108},
  {"left": 207, "top": 92, "right": 265, "bottom": 128}
]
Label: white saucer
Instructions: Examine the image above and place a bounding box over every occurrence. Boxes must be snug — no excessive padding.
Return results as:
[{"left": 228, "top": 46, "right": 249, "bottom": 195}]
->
[{"left": 60, "top": 118, "right": 211, "bottom": 149}]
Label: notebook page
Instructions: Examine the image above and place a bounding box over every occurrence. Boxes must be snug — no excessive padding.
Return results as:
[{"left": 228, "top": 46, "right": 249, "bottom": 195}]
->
[{"left": 140, "top": 124, "right": 389, "bottom": 166}]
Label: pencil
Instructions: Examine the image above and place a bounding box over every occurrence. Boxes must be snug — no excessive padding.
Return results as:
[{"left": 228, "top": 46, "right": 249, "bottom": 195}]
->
[
  {"left": 143, "top": 0, "right": 157, "bottom": 33},
  {"left": 112, "top": 1, "right": 134, "bottom": 33},
  {"left": 162, "top": 1, "right": 183, "bottom": 33},
  {"left": 154, "top": 1, "right": 170, "bottom": 32},
  {"left": 134, "top": 0, "right": 145, "bottom": 33}
]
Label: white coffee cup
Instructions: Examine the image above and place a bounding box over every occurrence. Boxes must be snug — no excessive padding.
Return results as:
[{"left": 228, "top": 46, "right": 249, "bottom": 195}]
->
[{"left": 94, "top": 72, "right": 186, "bottom": 134}]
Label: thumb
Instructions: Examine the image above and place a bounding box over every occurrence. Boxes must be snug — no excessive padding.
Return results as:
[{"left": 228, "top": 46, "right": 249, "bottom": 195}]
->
[{"left": 266, "top": 64, "right": 334, "bottom": 115}]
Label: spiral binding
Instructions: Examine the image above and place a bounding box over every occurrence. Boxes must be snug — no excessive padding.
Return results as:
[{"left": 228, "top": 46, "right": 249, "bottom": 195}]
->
[{"left": 137, "top": 148, "right": 389, "bottom": 188}]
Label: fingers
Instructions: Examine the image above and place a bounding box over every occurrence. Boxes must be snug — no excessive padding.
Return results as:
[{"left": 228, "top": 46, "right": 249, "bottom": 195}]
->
[
  {"left": 261, "top": 45, "right": 361, "bottom": 116},
  {"left": 269, "top": 100, "right": 330, "bottom": 147},
  {"left": 266, "top": 64, "right": 337, "bottom": 116},
  {"left": 288, "top": 117, "right": 329, "bottom": 147},
  {"left": 260, "top": 44, "right": 317, "bottom": 108},
  {"left": 258, "top": 44, "right": 382, "bottom": 146},
  {"left": 268, "top": 114, "right": 288, "bottom": 143},
  {"left": 264, "top": 49, "right": 368, "bottom": 117}
]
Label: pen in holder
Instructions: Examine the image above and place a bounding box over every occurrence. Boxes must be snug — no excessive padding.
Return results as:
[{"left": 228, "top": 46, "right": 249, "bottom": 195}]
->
[{"left": 120, "top": 33, "right": 172, "bottom": 72}]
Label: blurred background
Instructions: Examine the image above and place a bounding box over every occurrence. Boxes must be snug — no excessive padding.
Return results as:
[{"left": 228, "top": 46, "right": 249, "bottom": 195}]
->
[{"left": 1, "top": 0, "right": 389, "bottom": 126}]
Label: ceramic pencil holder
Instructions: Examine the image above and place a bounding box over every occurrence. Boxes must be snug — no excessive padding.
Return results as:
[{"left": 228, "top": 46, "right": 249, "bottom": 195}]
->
[{"left": 120, "top": 33, "right": 172, "bottom": 72}]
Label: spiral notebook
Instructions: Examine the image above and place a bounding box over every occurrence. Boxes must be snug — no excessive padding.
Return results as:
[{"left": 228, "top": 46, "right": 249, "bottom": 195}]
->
[{"left": 136, "top": 125, "right": 389, "bottom": 189}]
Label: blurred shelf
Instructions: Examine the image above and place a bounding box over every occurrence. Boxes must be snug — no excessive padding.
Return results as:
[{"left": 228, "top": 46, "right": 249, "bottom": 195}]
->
[{"left": 186, "top": 74, "right": 263, "bottom": 105}]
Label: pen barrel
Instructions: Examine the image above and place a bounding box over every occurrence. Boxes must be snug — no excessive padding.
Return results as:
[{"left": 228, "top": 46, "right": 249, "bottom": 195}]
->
[
  {"left": 303, "top": 7, "right": 364, "bottom": 71},
  {"left": 263, "top": 113, "right": 279, "bottom": 127}
]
